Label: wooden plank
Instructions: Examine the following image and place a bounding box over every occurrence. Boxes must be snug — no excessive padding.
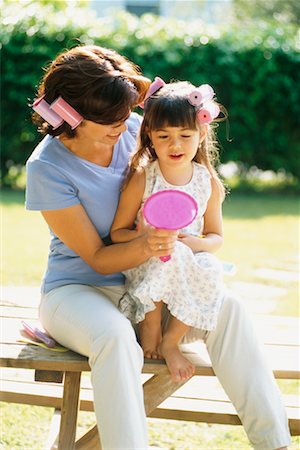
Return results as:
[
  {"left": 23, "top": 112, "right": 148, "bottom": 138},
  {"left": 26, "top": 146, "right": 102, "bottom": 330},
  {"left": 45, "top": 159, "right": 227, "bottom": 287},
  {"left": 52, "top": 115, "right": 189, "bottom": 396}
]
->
[
  {"left": 0, "top": 379, "right": 93, "bottom": 410},
  {"left": 35, "top": 370, "right": 64, "bottom": 383},
  {"left": 58, "top": 371, "right": 81, "bottom": 450},
  {"left": 0, "top": 343, "right": 90, "bottom": 372},
  {"left": 74, "top": 369, "right": 191, "bottom": 449},
  {"left": 143, "top": 344, "right": 300, "bottom": 379},
  {"left": 143, "top": 370, "right": 188, "bottom": 415},
  {"left": 1, "top": 340, "right": 299, "bottom": 378},
  {"left": 45, "top": 409, "right": 61, "bottom": 450},
  {"left": 75, "top": 424, "right": 102, "bottom": 450},
  {"left": 1, "top": 305, "right": 39, "bottom": 319},
  {"left": 254, "top": 315, "right": 299, "bottom": 346},
  {"left": 2, "top": 308, "right": 299, "bottom": 347},
  {"left": 2, "top": 314, "right": 299, "bottom": 378},
  {"left": 2, "top": 377, "right": 299, "bottom": 411},
  {"left": 149, "top": 398, "right": 300, "bottom": 436},
  {"left": 1, "top": 378, "right": 299, "bottom": 436}
]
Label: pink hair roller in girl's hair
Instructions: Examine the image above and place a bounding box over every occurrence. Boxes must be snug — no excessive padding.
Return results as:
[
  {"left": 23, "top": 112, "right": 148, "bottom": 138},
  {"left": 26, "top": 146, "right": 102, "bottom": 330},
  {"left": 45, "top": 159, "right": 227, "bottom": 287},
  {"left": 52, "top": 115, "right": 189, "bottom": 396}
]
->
[
  {"left": 197, "top": 102, "right": 220, "bottom": 124},
  {"left": 32, "top": 96, "right": 64, "bottom": 129},
  {"left": 50, "top": 96, "right": 83, "bottom": 129},
  {"left": 188, "top": 84, "right": 214, "bottom": 107}
]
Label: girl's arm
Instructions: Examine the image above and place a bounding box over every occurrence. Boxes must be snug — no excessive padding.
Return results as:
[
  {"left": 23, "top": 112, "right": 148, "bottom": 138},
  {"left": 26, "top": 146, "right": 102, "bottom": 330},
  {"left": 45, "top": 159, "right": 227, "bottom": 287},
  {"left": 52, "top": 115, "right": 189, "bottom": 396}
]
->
[
  {"left": 110, "top": 170, "right": 146, "bottom": 243},
  {"left": 42, "top": 201, "right": 178, "bottom": 276},
  {"left": 177, "top": 177, "right": 223, "bottom": 253}
]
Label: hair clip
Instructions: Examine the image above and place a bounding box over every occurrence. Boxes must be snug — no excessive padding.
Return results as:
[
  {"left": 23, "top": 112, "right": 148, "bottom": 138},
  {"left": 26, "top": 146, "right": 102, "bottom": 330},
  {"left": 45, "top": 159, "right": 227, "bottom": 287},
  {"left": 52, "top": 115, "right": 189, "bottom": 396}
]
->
[
  {"left": 32, "top": 96, "right": 64, "bottom": 130},
  {"left": 139, "top": 77, "right": 166, "bottom": 109},
  {"left": 50, "top": 96, "right": 83, "bottom": 129},
  {"left": 197, "top": 102, "right": 220, "bottom": 124},
  {"left": 32, "top": 95, "right": 83, "bottom": 129},
  {"left": 188, "top": 84, "right": 219, "bottom": 124}
]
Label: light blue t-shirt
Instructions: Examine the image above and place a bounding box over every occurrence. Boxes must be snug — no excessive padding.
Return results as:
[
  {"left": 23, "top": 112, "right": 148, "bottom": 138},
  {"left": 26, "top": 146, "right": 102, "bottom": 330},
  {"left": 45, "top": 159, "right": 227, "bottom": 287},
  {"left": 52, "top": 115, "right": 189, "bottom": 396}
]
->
[{"left": 26, "top": 113, "right": 141, "bottom": 294}]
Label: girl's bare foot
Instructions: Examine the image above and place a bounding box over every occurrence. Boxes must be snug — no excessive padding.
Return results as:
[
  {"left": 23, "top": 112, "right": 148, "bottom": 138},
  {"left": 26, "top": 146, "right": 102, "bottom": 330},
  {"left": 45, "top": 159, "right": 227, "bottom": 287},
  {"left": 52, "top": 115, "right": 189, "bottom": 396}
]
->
[
  {"left": 139, "top": 318, "right": 162, "bottom": 359},
  {"left": 159, "top": 339, "right": 195, "bottom": 382}
]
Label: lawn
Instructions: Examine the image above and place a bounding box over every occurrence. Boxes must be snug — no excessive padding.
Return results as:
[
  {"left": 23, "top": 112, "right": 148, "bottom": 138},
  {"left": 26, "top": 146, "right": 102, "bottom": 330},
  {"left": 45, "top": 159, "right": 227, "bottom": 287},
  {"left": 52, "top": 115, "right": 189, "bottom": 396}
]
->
[
  {"left": 2, "top": 189, "right": 299, "bottom": 315},
  {"left": 1, "top": 189, "right": 299, "bottom": 449}
]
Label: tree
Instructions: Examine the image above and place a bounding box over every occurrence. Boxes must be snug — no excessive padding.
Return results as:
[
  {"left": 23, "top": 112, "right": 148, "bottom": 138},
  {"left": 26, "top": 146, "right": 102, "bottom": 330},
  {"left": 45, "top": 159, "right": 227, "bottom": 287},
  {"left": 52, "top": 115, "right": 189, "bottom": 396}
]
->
[
  {"left": 3, "top": 0, "right": 89, "bottom": 13},
  {"left": 232, "top": 0, "right": 300, "bottom": 25}
]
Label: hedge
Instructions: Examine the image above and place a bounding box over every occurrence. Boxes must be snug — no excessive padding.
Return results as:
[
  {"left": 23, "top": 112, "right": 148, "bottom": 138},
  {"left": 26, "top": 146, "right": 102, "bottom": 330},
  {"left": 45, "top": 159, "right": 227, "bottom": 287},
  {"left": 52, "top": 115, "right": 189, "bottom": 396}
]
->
[{"left": 1, "top": 3, "right": 300, "bottom": 186}]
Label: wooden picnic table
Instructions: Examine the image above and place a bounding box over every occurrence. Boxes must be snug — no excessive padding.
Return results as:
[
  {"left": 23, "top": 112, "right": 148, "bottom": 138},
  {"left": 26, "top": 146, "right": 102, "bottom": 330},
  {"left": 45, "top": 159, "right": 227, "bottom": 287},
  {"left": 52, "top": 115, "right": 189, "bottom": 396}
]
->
[{"left": 1, "top": 298, "right": 299, "bottom": 449}]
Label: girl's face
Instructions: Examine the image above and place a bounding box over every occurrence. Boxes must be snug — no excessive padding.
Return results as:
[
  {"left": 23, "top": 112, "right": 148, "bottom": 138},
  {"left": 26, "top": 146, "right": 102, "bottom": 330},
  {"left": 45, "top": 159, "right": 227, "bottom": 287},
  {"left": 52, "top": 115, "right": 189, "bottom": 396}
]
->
[{"left": 148, "top": 126, "right": 205, "bottom": 167}]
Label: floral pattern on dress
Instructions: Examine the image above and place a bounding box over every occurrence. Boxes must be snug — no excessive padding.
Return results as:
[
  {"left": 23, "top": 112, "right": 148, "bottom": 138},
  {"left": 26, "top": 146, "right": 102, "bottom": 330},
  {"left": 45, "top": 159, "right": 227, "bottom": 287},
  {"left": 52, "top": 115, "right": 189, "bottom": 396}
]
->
[{"left": 119, "top": 160, "right": 225, "bottom": 331}]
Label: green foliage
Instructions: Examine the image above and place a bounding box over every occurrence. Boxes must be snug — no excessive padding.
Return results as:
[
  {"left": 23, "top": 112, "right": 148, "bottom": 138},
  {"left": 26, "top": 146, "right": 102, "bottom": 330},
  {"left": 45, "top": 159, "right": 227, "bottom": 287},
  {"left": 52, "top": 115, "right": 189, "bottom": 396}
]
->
[
  {"left": 232, "top": 0, "right": 300, "bottom": 26},
  {"left": 1, "top": 3, "right": 300, "bottom": 186}
]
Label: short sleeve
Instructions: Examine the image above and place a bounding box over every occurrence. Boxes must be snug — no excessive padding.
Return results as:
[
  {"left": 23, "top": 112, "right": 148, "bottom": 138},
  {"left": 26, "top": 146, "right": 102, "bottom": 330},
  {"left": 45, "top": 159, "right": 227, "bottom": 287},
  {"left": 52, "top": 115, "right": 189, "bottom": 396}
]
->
[{"left": 25, "top": 159, "right": 80, "bottom": 211}]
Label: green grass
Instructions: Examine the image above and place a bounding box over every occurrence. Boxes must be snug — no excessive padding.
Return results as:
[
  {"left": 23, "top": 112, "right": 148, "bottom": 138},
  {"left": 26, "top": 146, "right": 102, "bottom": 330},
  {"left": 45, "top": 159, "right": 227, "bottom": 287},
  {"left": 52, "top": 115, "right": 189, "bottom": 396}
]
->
[
  {"left": 2, "top": 189, "right": 299, "bottom": 314},
  {"left": 1, "top": 189, "right": 299, "bottom": 449},
  {"left": 1, "top": 403, "right": 299, "bottom": 450},
  {"left": 219, "top": 193, "right": 299, "bottom": 316}
]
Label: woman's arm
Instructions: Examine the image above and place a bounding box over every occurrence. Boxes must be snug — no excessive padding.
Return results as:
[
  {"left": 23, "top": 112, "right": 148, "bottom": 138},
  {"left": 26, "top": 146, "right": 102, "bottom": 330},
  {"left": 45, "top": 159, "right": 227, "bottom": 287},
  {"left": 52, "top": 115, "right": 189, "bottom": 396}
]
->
[
  {"left": 42, "top": 202, "right": 178, "bottom": 275},
  {"left": 177, "top": 177, "right": 223, "bottom": 253},
  {"left": 110, "top": 170, "right": 146, "bottom": 243}
]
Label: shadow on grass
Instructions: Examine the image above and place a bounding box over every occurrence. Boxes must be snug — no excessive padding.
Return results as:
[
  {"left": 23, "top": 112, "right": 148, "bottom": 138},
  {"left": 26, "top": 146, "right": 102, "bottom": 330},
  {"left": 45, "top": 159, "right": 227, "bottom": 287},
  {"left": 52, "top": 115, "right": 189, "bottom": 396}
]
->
[{"left": 1, "top": 189, "right": 25, "bottom": 206}]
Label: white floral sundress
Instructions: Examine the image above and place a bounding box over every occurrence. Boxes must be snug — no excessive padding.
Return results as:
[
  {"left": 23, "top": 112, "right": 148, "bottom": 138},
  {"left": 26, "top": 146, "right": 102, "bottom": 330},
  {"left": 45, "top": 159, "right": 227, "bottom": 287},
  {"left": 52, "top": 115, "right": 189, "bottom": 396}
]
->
[{"left": 119, "top": 160, "right": 225, "bottom": 331}]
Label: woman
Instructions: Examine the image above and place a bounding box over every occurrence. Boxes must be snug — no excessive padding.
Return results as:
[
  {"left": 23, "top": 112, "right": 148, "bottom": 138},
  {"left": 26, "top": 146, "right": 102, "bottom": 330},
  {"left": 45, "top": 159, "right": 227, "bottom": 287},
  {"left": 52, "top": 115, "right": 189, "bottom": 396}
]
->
[
  {"left": 26, "top": 45, "right": 290, "bottom": 450},
  {"left": 26, "top": 45, "right": 177, "bottom": 449}
]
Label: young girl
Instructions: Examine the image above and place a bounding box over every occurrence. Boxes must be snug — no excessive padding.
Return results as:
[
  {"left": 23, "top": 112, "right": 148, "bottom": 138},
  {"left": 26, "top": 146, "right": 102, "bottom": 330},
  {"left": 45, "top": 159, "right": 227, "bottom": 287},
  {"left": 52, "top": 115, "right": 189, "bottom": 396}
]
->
[{"left": 111, "top": 79, "right": 226, "bottom": 382}]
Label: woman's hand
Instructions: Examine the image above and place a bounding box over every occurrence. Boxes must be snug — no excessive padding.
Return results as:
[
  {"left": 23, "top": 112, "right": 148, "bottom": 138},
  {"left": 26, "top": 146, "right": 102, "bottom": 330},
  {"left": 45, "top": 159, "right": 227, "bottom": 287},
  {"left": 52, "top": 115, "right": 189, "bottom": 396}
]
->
[
  {"left": 137, "top": 211, "right": 178, "bottom": 258},
  {"left": 142, "top": 226, "right": 179, "bottom": 259}
]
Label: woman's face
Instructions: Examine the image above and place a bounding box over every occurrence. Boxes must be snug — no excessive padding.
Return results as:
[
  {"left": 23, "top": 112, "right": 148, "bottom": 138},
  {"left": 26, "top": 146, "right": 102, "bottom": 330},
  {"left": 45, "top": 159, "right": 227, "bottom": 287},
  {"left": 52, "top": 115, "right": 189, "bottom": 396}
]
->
[{"left": 77, "top": 117, "right": 129, "bottom": 146}]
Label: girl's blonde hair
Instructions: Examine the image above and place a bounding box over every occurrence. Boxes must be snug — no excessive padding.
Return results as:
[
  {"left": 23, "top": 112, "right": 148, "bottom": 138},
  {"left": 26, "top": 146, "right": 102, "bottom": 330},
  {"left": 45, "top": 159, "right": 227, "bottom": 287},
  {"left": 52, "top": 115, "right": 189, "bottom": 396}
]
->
[{"left": 128, "top": 81, "right": 226, "bottom": 199}]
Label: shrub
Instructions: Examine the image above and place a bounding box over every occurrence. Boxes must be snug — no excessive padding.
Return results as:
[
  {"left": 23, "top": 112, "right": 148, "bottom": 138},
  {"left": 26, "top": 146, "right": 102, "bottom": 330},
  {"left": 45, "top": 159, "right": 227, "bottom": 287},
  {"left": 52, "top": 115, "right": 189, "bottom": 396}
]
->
[{"left": 1, "top": 4, "right": 299, "bottom": 186}]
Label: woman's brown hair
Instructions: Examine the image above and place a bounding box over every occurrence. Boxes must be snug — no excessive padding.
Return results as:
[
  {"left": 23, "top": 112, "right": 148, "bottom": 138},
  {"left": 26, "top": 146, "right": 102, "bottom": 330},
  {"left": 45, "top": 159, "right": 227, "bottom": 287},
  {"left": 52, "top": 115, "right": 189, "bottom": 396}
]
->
[{"left": 32, "top": 45, "right": 151, "bottom": 137}]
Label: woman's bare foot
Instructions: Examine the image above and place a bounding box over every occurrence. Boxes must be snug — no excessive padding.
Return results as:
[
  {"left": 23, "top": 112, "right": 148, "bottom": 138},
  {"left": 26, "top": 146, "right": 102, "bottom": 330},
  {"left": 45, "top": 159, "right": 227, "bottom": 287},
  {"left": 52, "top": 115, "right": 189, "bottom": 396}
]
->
[
  {"left": 139, "top": 318, "right": 162, "bottom": 359},
  {"left": 159, "top": 338, "right": 195, "bottom": 382}
]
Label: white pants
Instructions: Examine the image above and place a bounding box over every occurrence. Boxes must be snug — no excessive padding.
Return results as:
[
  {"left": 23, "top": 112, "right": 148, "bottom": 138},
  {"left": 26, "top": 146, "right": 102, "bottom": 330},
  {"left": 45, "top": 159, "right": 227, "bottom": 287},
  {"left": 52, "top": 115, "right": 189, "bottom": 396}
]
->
[{"left": 40, "top": 284, "right": 291, "bottom": 450}]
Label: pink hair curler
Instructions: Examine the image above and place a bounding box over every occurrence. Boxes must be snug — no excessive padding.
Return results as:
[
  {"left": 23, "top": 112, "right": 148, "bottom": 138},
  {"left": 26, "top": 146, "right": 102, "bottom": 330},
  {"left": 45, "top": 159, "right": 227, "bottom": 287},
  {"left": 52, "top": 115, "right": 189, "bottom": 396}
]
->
[
  {"left": 32, "top": 96, "right": 64, "bottom": 129},
  {"left": 197, "top": 102, "right": 220, "bottom": 124},
  {"left": 139, "top": 76, "right": 166, "bottom": 109},
  {"left": 188, "top": 84, "right": 214, "bottom": 107},
  {"left": 50, "top": 96, "right": 83, "bottom": 129},
  {"left": 198, "top": 84, "right": 214, "bottom": 102},
  {"left": 143, "top": 189, "right": 198, "bottom": 262}
]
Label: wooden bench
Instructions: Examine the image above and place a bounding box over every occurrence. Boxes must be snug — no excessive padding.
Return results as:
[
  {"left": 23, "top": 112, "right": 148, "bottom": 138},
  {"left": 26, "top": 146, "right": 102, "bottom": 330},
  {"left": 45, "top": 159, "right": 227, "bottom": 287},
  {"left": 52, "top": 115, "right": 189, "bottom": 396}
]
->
[{"left": 1, "top": 299, "right": 299, "bottom": 449}]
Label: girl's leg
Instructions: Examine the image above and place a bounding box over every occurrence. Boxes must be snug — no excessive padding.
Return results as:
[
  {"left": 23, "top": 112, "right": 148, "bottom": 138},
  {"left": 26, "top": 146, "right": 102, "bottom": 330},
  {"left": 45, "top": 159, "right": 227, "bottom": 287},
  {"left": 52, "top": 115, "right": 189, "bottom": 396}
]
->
[
  {"left": 139, "top": 301, "right": 163, "bottom": 359},
  {"left": 159, "top": 315, "right": 195, "bottom": 382},
  {"left": 40, "top": 284, "right": 148, "bottom": 450},
  {"left": 204, "top": 293, "right": 291, "bottom": 450}
]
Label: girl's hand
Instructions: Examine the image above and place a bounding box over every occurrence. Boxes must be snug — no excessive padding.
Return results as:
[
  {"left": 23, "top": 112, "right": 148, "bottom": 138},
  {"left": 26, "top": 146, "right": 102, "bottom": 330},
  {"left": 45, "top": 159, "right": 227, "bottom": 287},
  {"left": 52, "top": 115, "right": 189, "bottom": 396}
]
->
[
  {"left": 177, "top": 233, "right": 206, "bottom": 253},
  {"left": 178, "top": 232, "right": 223, "bottom": 254}
]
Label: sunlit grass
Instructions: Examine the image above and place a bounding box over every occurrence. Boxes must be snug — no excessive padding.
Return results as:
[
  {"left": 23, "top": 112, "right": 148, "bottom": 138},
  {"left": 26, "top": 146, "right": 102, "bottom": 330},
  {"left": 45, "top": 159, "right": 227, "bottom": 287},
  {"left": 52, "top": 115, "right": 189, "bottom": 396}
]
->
[
  {"left": 1, "top": 402, "right": 299, "bottom": 449},
  {"left": 2, "top": 190, "right": 298, "bottom": 315},
  {"left": 1, "top": 190, "right": 48, "bottom": 286}
]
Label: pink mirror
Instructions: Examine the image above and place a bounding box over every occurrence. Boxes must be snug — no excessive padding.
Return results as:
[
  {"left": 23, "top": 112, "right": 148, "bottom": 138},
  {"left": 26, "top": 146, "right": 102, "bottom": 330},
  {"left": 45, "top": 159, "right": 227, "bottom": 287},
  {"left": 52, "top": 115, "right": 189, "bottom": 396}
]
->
[{"left": 143, "top": 190, "right": 198, "bottom": 262}]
